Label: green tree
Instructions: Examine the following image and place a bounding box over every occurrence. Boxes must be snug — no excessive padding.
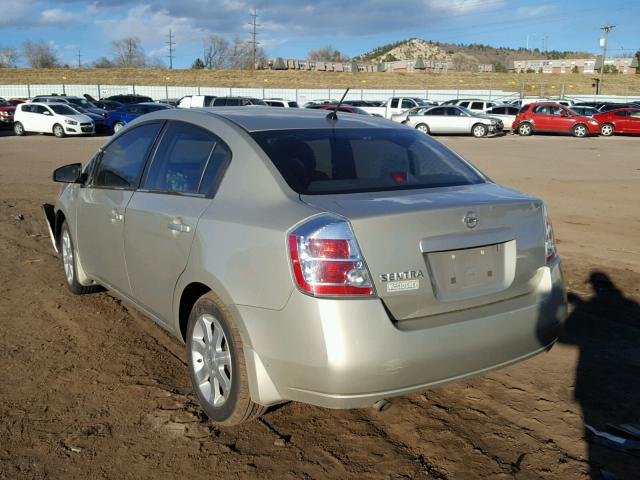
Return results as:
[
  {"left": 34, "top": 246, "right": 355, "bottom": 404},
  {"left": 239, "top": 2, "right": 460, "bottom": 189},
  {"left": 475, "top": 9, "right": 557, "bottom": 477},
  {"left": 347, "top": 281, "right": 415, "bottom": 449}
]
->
[
  {"left": 191, "top": 58, "right": 205, "bottom": 69},
  {"left": 571, "top": 65, "right": 579, "bottom": 73},
  {"left": 493, "top": 62, "right": 508, "bottom": 73}
]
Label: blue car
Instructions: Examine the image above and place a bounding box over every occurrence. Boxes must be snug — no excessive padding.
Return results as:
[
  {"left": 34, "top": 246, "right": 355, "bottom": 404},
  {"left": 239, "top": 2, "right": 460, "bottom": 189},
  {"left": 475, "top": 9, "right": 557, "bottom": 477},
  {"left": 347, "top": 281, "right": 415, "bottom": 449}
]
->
[
  {"left": 106, "top": 103, "right": 172, "bottom": 133},
  {"left": 68, "top": 106, "right": 109, "bottom": 133}
]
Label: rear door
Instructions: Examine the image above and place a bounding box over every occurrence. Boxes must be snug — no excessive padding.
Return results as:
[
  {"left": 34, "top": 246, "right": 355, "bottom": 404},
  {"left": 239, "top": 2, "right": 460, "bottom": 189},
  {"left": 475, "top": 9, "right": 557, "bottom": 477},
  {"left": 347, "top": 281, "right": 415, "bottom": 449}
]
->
[
  {"left": 531, "top": 105, "right": 553, "bottom": 131},
  {"left": 627, "top": 110, "right": 640, "bottom": 133},
  {"left": 77, "top": 122, "right": 163, "bottom": 295},
  {"left": 422, "top": 107, "right": 446, "bottom": 133},
  {"left": 124, "top": 121, "right": 231, "bottom": 324}
]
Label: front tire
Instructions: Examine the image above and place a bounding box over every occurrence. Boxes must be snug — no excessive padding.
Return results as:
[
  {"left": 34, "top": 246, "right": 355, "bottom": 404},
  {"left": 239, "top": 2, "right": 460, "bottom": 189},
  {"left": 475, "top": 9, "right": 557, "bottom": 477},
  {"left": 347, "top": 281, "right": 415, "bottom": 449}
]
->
[
  {"left": 517, "top": 122, "right": 533, "bottom": 136},
  {"left": 600, "top": 123, "right": 614, "bottom": 136},
  {"left": 472, "top": 123, "right": 488, "bottom": 137},
  {"left": 572, "top": 124, "right": 588, "bottom": 138},
  {"left": 53, "top": 123, "right": 65, "bottom": 138},
  {"left": 60, "top": 221, "right": 100, "bottom": 295},
  {"left": 186, "top": 292, "right": 266, "bottom": 426},
  {"left": 13, "top": 122, "right": 25, "bottom": 136}
]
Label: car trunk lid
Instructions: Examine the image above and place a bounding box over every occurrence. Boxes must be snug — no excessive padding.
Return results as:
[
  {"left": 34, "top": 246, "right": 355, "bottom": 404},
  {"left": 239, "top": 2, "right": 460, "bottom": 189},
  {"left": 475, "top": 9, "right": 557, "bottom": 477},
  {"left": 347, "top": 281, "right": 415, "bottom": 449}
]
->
[{"left": 301, "top": 183, "right": 546, "bottom": 321}]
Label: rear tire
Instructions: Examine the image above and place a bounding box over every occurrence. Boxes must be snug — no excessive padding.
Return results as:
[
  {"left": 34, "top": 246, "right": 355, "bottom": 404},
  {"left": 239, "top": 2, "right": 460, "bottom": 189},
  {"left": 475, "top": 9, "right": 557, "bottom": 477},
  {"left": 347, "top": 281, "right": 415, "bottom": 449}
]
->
[
  {"left": 472, "top": 123, "right": 488, "bottom": 137},
  {"left": 13, "top": 122, "right": 25, "bottom": 136},
  {"left": 572, "top": 124, "right": 588, "bottom": 138},
  {"left": 517, "top": 122, "right": 533, "bottom": 136},
  {"left": 60, "top": 221, "right": 101, "bottom": 295},
  {"left": 415, "top": 123, "right": 430, "bottom": 134},
  {"left": 600, "top": 123, "right": 614, "bottom": 136},
  {"left": 53, "top": 123, "right": 65, "bottom": 138},
  {"left": 186, "top": 292, "right": 266, "bottom": 426},
  {"left": 113, "top": 122, "right": 124, "bottom": 133}
]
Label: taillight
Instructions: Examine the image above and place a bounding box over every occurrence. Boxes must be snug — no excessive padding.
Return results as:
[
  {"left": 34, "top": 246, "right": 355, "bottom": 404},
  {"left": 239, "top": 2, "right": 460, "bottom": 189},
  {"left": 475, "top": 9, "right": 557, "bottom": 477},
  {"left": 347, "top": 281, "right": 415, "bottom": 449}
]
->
[
  {"left": 543, "top": 205, "right": 557, "bottom": 264},
  {"left": 288, "top": 214, "right": 374, "bottom": 297}
]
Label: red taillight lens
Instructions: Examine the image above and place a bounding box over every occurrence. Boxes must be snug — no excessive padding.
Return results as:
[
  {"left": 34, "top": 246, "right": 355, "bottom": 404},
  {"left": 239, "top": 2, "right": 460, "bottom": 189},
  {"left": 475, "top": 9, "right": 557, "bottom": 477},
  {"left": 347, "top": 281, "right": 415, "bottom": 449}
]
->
[
  {"left": 288, "top": 215, "right": 374, "bottom": 297},
  {"left": 307, "top": 238, "right": 350, "bottom": 259}
]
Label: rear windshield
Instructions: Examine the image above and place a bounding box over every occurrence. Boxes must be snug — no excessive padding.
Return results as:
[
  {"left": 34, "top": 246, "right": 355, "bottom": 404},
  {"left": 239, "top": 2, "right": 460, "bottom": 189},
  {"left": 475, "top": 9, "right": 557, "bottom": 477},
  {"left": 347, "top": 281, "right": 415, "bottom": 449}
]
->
[{"left": 251, "top": 128, "right": 485, "bottom": 195}]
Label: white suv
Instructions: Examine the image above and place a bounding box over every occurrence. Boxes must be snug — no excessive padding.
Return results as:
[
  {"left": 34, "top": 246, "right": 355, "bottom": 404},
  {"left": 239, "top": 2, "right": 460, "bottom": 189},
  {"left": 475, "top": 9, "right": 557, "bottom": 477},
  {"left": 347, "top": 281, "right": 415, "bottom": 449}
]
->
[
  {"left": 453, "top": 100, "right": 498, "bottom": 113},
  {"left": 264, "top": 98, "right": 300, "bottom": 108},
  {"left": 14, "top": 103, "right": 94, "bottom": 138}
]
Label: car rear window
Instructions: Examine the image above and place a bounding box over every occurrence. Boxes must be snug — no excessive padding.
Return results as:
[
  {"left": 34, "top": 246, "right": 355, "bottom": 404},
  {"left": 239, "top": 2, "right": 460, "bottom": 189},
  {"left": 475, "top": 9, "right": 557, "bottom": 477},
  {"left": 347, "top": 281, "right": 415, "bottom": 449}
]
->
[{"left": 251, "top": 128, "right": 485, "bottom": 195}]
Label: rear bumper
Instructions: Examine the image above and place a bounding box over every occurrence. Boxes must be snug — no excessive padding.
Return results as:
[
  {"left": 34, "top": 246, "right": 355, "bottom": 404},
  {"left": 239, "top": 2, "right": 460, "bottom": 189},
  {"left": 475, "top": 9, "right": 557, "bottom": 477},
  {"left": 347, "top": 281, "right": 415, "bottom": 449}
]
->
[{"left": 235, "top": 260, "right": 567, "bottom": 409}]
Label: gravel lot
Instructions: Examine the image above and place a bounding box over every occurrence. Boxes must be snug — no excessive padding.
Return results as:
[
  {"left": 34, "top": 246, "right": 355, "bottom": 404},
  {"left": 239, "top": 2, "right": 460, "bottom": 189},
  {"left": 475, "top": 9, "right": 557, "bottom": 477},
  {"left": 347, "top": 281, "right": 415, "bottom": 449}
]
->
[{"left": 1, "top": 130, "right": 639, "bottom": 479}]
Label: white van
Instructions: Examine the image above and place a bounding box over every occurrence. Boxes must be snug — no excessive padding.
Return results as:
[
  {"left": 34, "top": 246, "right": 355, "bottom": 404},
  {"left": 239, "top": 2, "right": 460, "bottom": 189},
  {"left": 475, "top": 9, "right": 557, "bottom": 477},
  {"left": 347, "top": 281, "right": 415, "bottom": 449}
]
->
[{"left": 13, "top": 103, "right": 94, "bottom": 137}]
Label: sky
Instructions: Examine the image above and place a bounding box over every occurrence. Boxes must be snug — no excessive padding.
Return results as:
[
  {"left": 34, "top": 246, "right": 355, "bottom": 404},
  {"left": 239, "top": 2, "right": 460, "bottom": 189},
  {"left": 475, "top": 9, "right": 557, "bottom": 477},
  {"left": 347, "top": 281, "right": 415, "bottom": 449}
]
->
[{"left": 1, "top": 0, "right": 639, "bottom": 68}]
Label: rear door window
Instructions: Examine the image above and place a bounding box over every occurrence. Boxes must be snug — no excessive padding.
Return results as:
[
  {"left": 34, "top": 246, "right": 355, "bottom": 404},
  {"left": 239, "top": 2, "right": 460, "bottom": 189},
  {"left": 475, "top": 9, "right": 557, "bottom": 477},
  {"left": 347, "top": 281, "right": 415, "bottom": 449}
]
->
[
  {"left": 401, "top": 99, "right": 414, "bottom": 109},
  {"left": 458, "top": 101, "right": 470, "bottom": 108},
  {"left": 251, "top": 128, "right": 484, "bottom": 195},
  {"left": 142, "top": 122, "right": 219, "bottom": 195},
  {"left": 470, "top": 102, "right": 484, "bottom": 110},
  {"left": 92, "top": 122, "right": 162, "bottom": 189}
]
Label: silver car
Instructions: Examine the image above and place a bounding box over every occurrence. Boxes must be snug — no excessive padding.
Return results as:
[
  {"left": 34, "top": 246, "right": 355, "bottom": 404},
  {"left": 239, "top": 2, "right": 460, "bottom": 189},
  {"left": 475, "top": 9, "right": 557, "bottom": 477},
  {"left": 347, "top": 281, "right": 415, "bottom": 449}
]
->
[
  {"left": 43, "top": 107, "right": 567, "bottom": 425},
  {"left": 404, "top": 106, "right": 503, "bottom": 137}
]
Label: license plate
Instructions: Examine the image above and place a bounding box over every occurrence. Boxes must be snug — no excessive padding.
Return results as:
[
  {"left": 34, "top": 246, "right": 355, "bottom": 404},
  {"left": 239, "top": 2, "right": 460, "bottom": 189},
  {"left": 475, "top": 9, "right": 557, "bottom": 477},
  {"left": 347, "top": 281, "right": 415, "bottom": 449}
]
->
[{"left": 426, "top": 242, "right": 513, "bottom": 302}]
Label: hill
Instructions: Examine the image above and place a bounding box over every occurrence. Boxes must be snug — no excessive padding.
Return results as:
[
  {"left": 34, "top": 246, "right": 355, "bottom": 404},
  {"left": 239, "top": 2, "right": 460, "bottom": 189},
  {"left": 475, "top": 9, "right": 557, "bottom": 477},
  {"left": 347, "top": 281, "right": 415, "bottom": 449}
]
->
[{"left": 355, "top": 38, "right": 595, "bottom": 70}]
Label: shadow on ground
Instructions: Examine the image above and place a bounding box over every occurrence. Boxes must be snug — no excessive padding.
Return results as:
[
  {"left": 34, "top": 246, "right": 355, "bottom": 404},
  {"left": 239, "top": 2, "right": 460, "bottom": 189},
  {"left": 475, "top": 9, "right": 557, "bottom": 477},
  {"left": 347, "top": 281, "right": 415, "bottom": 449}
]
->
[{"left": 560, "top": 272, "right": 640, "bottom": 479}]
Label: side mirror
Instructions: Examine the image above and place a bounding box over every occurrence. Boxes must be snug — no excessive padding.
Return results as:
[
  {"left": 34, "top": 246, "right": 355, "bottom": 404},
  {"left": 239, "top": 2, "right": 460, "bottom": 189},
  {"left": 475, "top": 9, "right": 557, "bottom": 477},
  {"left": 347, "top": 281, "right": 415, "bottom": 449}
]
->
[{"left": 53, "top": 163, "right": 84, "bottom": 183}]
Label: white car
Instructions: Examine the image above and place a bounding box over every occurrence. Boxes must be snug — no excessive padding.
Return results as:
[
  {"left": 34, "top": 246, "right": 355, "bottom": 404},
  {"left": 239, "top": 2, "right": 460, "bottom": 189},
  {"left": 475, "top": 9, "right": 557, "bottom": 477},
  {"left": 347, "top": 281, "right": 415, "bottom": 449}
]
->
[
  {"left": 404, "top": 105, "right": 502, "bottom": 137},
  {"left": 177, "top": 95, "right": 217, "bottom": 108},
  {"left": 451, "top": 99, "right": 498, "bottom": 113},
  {"left": 13, "top": 103, "right": 94, "bottom": 138},
  {"left": 484, "top": 105, "right": 521, "bottom": 131},
  {"left": 264, "top": 98, "right": 300, "bottom": 108}
]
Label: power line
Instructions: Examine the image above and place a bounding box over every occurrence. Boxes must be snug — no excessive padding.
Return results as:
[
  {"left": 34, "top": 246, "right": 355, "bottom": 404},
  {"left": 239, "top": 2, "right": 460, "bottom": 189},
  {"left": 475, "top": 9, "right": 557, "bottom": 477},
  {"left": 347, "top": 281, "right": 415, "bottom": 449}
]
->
[
  {"left": 248, "top": 8, "right": 260, "bottom": 70},
  {"left": 166, "top": 29, "right": 176, "bottom": 69}
]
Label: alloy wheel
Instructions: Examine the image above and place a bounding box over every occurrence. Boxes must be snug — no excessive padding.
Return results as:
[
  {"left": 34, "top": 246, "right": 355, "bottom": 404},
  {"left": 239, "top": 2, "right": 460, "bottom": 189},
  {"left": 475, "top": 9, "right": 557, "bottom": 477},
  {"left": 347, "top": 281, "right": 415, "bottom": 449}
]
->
[
  {"left": 61, "top": 229, "right": 74, "bottom": 285},
  {"left": 574, "top": 125, "right": 587, "bottom": 137},
  {"left": 601, "top": 124, "right": 614, "bottom": 136},
  {"left": 190, "top": 313, "right": 232, "bottom": 408}
]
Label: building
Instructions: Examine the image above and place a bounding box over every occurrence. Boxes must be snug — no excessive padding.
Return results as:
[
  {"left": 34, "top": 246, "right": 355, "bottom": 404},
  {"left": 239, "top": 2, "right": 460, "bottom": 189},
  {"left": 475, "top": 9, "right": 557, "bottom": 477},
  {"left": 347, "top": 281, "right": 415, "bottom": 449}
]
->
[{"left": 511, "top": 57, "right": 637, "bottom": 75}]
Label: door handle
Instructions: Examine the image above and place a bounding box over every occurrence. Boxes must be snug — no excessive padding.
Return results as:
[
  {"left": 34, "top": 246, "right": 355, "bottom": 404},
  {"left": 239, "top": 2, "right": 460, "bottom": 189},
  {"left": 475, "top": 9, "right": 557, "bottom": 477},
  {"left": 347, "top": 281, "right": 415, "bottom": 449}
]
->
[
  {"left": 110, "top": 209, "right": 124, "bottom": 223},
  {"left": 168, "top": 223, "right": 191, "bottom": 233}
]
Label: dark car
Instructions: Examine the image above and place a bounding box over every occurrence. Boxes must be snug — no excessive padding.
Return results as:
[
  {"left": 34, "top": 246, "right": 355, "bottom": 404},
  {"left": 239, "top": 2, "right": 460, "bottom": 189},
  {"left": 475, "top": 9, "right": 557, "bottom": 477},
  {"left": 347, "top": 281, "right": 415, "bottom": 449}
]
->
[
  {"left": 0, "top": 98, "right": 16, "bottom": 127},
  {"left": 68, "top": 106, "right": 109, "bottom": 133},
  {"left": 211, "top": 97, "right": 267, "bottom": 107},
  {"left": 106, "top": 103, "right": 171, "bottom": 133},
  {"left": 104, "top": 94, "right": 154, "bottom": 105},
  {"left": 597, "top": 103, "right": 637, "bottom": 113},
  {"left": 92, "top": 99, "right": 123, "bottom": 111},
  {"left": 593, "top": 108, "right": 640, "bottom": 136},
  {"left": 513, "top": 103, "right": 601, "bottom": 137}
]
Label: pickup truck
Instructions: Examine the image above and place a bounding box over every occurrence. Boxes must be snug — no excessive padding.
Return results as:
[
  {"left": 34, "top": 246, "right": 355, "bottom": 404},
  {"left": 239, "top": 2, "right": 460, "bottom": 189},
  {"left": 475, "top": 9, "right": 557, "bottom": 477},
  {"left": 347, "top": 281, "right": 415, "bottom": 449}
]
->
[
  {"left": 360, "top": 97, "right": 435, "bottom": 119},
  {"left": 177, "top": 95, "right": 217, "bottom": 108}
]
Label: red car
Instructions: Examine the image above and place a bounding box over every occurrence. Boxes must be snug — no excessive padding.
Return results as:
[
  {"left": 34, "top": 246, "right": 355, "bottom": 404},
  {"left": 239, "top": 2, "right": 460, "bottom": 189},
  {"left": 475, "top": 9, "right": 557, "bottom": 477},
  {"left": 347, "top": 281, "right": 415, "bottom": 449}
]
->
[
  {"left": 0, "top": 98, "right": 16, "bottom": 128},
  {"left": 512, "top": 102, "right": 600, "bottom": 137},
  {"left": 318, "top": 105, "right": 370, "bottom": 115},
  {"left": 593, "top": 108, "right": 640, "bottom": 136}
]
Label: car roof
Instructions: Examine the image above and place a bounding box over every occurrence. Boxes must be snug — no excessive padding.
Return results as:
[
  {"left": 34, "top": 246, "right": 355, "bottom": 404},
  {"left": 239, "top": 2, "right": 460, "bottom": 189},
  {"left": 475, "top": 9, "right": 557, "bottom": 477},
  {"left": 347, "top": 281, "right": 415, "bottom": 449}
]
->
[{"left": 146, "top": 106, "right": 393, "bottom": 132}]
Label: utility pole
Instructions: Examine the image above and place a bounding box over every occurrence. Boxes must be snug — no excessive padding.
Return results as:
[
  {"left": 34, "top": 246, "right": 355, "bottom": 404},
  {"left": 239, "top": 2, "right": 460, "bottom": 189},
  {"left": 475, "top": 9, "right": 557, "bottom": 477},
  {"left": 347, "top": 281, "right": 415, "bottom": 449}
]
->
[
  {"left": 77, "top": 49, "right": 82, "bottom": 68},
  {"left": 166, "top": 29, "right": 175, "bottom": 69},
  {"left": 598, "top": 24, "right": 615, "bottom": 94},
  {"left": 248, "top": 8, "right": 259, "bottom": 69}
]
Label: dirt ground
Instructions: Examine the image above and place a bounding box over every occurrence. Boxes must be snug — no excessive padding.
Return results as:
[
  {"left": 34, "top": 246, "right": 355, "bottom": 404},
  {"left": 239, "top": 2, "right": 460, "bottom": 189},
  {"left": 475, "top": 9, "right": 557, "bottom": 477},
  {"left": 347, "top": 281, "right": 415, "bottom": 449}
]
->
[{"left": 0, "top": 129, "right": 639, "bottom": 480}]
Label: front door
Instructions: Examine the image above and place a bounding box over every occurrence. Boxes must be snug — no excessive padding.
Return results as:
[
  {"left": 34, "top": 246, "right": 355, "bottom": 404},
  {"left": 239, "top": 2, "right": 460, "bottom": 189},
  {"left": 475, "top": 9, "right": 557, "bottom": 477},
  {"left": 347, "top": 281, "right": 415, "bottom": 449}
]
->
[
  {"left": 77, "top": 121, "right": 163, "bottom": 295},
  {"left": 124, "top": 121, "right": 231, "bottom": 324}
]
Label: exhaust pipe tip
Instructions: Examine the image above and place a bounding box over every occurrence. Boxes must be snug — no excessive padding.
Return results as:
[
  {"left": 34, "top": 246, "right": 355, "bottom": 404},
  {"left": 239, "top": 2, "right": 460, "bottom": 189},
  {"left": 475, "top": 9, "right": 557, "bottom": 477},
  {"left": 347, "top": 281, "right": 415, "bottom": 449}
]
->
[{"left": 372, "top": 399, "right": 391, "bottom": 412}]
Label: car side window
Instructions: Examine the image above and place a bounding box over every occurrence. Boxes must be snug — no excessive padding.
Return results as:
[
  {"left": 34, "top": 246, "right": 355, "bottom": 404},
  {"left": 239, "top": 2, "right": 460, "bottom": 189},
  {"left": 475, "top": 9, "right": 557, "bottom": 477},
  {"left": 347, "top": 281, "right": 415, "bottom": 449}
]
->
[
  {"left": 426, "top": 107, "right": 444, "bottom": 116},
  {"left": 630, "top": 111, "right": 640, "bottom": 118},
  {"left": 33, "top": 105, "right": 49, "bottom": 115},
  {"left": 491, "top": 107, "right": 504, "bottom": 114},
  {"left": 458, "top": 101, "right": 470, "bottom": 108},
  {"left": 506, "top": 107, "right": 519, "bottom": 115},
  {"left": 446, "top": 107, "right": 463, "bottom": 116},
  {"left": 142, "top": 122, "right": 218, "bottom": 195},
  {"left": 401, "top": 99, "right": 414, "bottom": 109},
  {"left": 615, "top": 111, "right": 628, "bottom": 117},
  {"left": 470, "top": 102, "right": 483, "bottom": 110},
  {"left": 390, "top": 99, "right": 399, "bottom": 108},
  {"left": 93, "top": 123, "right": 162, "bottom": 189}
]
